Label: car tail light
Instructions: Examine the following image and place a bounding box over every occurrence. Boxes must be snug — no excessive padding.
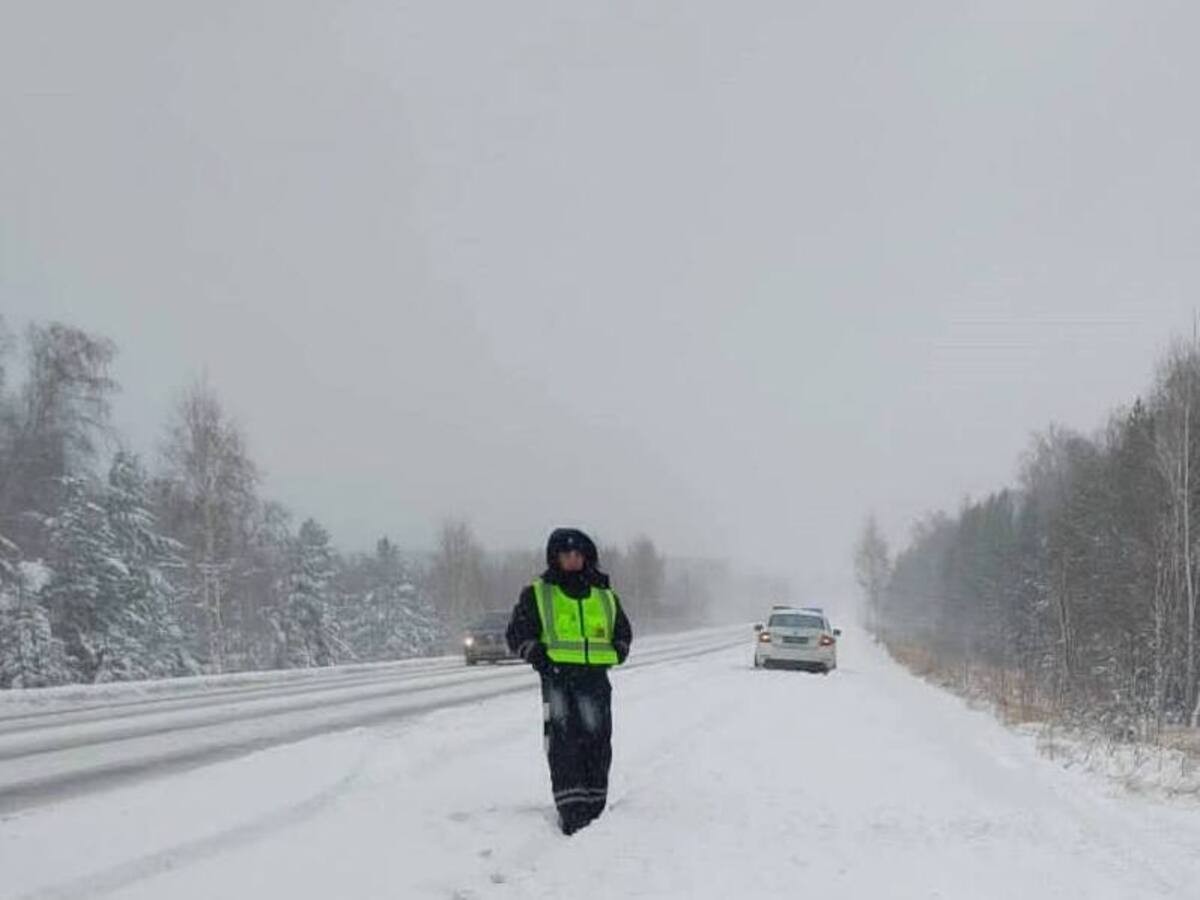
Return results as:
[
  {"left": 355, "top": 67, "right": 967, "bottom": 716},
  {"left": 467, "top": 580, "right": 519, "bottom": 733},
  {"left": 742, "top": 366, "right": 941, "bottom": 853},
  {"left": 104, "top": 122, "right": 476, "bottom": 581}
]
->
[
  {"left": 758, "top": 631, "right": 772, "bottom": 643},
  {"left": 819, "top": 634, "right": 835, "bottom": 647}
]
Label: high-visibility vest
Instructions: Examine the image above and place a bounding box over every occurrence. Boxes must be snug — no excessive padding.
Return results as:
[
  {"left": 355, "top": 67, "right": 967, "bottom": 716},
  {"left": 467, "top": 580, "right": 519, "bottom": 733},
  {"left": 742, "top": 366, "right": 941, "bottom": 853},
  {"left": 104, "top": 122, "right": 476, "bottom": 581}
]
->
[{"left": 533, "top": 579, "right": 620, "bottom": 666}]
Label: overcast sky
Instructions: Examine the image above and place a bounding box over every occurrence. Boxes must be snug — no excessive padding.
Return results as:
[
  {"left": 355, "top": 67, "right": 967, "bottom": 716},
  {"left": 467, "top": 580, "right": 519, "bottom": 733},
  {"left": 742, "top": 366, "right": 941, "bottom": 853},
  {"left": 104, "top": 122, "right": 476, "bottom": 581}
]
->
[{"left": 3, "top": 2, "right": 1199, "bottom": 598}]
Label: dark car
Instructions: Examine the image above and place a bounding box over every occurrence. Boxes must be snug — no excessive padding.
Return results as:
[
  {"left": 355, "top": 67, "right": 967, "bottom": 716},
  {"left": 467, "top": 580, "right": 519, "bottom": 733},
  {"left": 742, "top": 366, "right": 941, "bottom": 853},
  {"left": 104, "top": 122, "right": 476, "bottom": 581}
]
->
[{"left": 463, "top": 610, "right": 518, "bottom": 665}]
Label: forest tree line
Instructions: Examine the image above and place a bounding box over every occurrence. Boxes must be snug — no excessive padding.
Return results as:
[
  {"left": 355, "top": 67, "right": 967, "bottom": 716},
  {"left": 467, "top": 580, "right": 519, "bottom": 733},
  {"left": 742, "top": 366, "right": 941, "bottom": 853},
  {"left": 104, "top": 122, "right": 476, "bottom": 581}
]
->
[
  {"left": 0, "top": 317, "right": 712, "bottom": 688},
  {"left": 860, "top": 334, "right": 1200, "bottom": 739}
]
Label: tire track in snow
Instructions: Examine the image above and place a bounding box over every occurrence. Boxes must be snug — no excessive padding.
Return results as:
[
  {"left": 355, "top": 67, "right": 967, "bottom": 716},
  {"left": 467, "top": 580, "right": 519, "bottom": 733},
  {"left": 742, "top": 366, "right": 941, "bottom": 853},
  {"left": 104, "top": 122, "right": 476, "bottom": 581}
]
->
[{"left": 15, "top": 737, "right": 382, "bottom": 900}]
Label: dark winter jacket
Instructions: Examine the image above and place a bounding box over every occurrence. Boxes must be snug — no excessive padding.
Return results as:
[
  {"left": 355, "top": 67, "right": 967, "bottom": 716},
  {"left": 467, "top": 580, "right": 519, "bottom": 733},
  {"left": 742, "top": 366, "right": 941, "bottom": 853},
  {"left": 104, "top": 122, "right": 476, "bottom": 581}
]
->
[{"left": 506, "top": 529, "right": 633, "bottom": 681}]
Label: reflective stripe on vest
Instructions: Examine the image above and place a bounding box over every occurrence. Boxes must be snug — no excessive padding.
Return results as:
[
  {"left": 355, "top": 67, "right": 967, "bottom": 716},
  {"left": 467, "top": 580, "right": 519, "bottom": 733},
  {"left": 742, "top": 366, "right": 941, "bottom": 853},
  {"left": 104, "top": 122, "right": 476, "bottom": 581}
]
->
[{"left": 533, "top": 579, "right": 619, "bottom": 666}]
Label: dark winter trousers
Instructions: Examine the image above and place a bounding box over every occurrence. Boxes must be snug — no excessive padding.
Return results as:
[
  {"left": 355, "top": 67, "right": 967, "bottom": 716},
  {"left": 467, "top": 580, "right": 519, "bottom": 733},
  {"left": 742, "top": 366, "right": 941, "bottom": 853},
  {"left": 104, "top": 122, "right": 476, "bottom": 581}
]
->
[{"left": 541, "top": 671, "right": 613, "bottom": 831}]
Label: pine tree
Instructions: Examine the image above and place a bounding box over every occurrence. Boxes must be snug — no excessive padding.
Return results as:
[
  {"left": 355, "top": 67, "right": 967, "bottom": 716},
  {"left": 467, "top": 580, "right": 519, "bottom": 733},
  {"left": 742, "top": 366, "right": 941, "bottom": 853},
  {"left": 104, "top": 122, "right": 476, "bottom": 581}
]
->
[
  {"left": 40, "top": 465, "right": 195, "bottom": 684},
  {"left": 0, "top": 538, "right": 67, "bottom": 688},
  {"left": 273, "top": 519, "right": 344, "bottom": 668},
  {"left": 346, "top": 537, "right": 443, "bottom": 660},
  {"left": 41, "top": 476, "right": 124, "bottom": 682},
  {"left": 624, "top": 536, "right": 667, "bottom": 624},
  {"left": 239, "top": 500, "right": 294, "bottom": 671},
  {"left": 102, "top": 452, "right": 196, "bottom": 680}
]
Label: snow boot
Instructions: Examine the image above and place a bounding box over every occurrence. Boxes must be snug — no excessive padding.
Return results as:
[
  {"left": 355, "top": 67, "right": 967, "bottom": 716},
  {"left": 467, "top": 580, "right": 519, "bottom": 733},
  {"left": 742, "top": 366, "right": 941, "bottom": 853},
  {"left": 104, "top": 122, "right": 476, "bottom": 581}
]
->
[{"left": 559, "top": 808, "right": 592, "bottom": 836}]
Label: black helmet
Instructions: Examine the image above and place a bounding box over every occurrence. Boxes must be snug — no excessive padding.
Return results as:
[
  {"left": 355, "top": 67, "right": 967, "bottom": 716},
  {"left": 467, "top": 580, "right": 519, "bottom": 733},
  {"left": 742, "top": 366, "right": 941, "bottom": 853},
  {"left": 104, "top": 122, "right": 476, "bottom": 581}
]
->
[{"left": 546, "top": 528, "right": 599, "bottom": 569}]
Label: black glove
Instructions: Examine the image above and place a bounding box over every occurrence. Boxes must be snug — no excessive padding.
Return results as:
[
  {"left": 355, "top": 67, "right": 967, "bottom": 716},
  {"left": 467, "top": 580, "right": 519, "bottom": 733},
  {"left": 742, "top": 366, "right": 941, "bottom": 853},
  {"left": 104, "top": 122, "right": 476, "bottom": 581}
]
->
[
  {"left": 525, "top": 642, "right": 552, "bottom": 674},
  {"left": 614, "top": 641, "right": 630, "bottom": 665}
]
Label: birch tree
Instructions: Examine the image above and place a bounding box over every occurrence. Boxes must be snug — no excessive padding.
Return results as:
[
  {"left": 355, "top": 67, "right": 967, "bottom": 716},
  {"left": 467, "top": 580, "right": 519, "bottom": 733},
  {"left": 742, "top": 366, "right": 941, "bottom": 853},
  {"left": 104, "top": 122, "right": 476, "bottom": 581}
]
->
[
  {"left": 429, "top": 519, "right": 484, "bottom": 631},
  {"left": 854, "top": 515, "right": 890, "bottom": 639},
  {"left": 1151, "top": 341, "right": 1200, "bottom": 725},
  {"left": 158, "top": 379, "right": 259, "bottom": 674}
]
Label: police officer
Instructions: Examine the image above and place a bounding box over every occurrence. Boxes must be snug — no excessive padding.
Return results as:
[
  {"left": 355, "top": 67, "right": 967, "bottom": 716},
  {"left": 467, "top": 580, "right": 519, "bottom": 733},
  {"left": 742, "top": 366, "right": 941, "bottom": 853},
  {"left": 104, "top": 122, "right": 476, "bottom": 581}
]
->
[{"left": 506, "top": 528, "right": 633, "bottom": 835}]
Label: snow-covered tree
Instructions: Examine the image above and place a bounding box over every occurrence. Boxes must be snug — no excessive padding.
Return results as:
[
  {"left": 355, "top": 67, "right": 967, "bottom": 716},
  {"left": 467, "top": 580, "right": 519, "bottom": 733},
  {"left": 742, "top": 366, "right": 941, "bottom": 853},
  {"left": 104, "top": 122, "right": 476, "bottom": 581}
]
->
[
  {"left": 41, "top": 476, "right": 125, "bottom": 682},
  {"left": 429, "top": 520, "right": 485, "bottom": 630},
  {"left": 854, "top": 515, "right": 891, "bottom": 639},
  {"left": 158, "top": 378, "right": 259, "bottom": 673},
  {"left": 39, "top": 463, "right": 195, "bottom": 684},
  {"left": 102, "top": 452, "right": 195, "bottom": 680},
  {"left": 0, "top": 538, "right": 67, "bottom": 688},
  {"left": 237, "top": 500, "right": 294, "bottom": 671},
  {"left": 272, "top": 518, "right": 344, "bottom": 668},
  {"left": 0, "top": 322, "right": 116, "bottom": 561},
  {"left": 623, "top": 535, "right": 667, "bottom": 623},
  {"left": 344, "top": 537, "right": 443, "bottom": 660}
]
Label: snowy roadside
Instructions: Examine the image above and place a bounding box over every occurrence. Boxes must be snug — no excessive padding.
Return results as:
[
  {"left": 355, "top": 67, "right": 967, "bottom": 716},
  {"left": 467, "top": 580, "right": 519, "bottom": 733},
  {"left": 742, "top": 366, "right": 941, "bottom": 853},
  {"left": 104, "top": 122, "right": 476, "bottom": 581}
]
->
[
  {"left": 882, "top": 643, "right": 1200, "bottom": 807},
  {"left": 1029, "top": 724, "right": 1200, "bottom": 803}
]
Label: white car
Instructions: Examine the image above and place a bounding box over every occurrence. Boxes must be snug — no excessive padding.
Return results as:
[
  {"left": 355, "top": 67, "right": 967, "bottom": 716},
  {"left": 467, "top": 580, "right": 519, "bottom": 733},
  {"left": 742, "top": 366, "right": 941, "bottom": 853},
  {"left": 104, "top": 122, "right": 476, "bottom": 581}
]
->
[{"left": 754, "top": 607, "right": 840, "bottom": 673}]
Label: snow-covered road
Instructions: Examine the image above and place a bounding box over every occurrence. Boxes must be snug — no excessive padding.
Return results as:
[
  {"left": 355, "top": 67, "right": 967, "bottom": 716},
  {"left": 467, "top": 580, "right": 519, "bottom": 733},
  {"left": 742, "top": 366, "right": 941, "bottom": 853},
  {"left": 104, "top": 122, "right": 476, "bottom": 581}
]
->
[
  {"left": 3, "top": 629, "right": 1199, "bottom": 899},
  {"left": 0, "top": 629, "right": 741, "bottom": 814}
]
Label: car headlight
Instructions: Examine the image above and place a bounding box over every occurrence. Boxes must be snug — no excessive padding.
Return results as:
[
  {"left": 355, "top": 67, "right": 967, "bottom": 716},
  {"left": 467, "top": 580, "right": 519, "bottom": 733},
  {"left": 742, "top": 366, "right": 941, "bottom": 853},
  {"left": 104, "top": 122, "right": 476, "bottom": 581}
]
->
[
  {"left": 758, "top": 632, "right": 771, "bottom": 643},
  {"left": 464, "top": 636, "right": 475, "bottom": 647}
]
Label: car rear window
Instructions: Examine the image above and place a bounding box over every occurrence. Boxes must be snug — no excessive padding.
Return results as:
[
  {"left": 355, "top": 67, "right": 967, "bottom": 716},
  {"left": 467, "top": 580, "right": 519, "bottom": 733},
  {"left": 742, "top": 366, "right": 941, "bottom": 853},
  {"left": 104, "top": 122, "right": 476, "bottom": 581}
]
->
[
  {"left": 768, "top": 613, "right": 825, "bottom": 630},
  {"left": 474, "top": 612, "right": 511, "bottom": 629}
]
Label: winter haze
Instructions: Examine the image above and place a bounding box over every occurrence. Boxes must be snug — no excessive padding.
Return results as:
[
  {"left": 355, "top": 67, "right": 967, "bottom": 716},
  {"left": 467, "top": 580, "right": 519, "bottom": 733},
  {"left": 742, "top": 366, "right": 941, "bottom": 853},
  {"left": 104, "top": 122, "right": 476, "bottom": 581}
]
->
[{"left": 4, "top": 1, "right": 1200, "bottom": 599}]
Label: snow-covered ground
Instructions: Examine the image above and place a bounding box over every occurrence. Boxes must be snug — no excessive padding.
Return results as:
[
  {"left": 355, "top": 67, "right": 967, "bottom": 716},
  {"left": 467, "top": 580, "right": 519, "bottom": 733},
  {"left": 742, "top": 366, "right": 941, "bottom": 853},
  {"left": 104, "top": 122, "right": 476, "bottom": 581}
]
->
[{"left": 3, "top": 628, "right": 1200, "bottom": 899}]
